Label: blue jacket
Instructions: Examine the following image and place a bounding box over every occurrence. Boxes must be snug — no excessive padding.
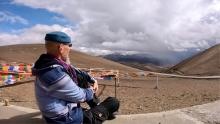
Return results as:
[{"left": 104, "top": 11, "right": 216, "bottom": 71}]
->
[{"left": 33, "top": 54, "right": 94, "bottom": 123}]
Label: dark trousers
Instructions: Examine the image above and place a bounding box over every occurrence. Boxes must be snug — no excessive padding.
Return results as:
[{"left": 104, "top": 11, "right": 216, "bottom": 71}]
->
[{"left": 44, "top": 97, "right": 119, "bottom": 124}]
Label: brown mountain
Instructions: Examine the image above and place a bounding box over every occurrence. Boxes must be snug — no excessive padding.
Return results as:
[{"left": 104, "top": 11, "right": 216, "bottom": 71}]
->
[
  {"left": 0, "top": 44, "right": 140, "bottom": 73},
  {"left": 166, "top": 44, "right": 220, "bottom": 76}
]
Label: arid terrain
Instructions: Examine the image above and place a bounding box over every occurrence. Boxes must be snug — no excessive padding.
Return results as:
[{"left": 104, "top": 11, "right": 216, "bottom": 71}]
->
[
  {"left": 0, "top": 44, "right": 219, "bottom": 114},
  {"left": 167, "top": 44, "right": 220, "bottom": 76},
  {"left": 1, "top": 77, "right": 220, "bottom": 114}
]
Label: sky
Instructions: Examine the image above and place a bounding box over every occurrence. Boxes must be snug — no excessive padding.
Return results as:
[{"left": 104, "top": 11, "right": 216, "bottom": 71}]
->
[{"left": 1, "top": 0, "right": 220, "bottom": 63}]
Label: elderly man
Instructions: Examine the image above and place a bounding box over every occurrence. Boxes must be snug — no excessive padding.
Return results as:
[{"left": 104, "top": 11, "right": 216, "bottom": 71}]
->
[{"left": 32, "top": 31, "right": 119, "bottom": 124}]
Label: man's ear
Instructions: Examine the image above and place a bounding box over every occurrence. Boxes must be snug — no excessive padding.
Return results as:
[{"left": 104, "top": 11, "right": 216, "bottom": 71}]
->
[{"left": 58, "top": 44, "right": 63, "bottom": 54}]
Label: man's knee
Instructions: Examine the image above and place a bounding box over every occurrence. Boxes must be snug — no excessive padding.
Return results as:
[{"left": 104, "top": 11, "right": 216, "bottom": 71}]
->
[
  {"left": 100, "top": 97, "right": 120, "bottom": 114},
  {"left": 83, "top": 105, "right": 108, "bottom": 124},
  {"left": 84, "top": 97, "right": 120, "bottom": 123}
]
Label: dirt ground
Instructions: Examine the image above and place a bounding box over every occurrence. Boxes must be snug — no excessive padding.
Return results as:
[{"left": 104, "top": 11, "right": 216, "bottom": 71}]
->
[{"left": 0, "top": 76, "right": 219, "bottom": 114}]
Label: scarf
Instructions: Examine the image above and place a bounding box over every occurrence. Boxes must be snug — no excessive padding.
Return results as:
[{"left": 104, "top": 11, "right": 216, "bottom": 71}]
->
[{"left": 33, "top": 54, "right": 78, "bottom": 84}]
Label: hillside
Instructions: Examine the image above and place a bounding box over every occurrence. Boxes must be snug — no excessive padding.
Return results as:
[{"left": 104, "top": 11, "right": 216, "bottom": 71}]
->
[
  {"left": 0, "top": 44, "right": 140, "bottom": 73},
  {"left": 167, "top": 44, "right": 220, "bottom": 76}
]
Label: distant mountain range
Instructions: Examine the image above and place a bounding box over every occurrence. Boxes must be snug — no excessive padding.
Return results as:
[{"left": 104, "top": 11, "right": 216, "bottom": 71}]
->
[
  {"left": 102, "top": 53, "right": 166, "bottom": 71},
  {"left": 102, "top": 44, "right": 220, "bottom": 74},
  {"left": 102, "top": 50, "right": 199, "bottom": 71}
]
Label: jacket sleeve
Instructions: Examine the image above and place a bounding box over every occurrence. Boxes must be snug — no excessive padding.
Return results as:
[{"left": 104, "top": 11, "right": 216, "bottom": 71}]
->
[
  {"left": 38, "top": 67, "right": 94, "bottom": 103},
  {"left": 74, "top": 67, "right": 96, "bottom": 84}
]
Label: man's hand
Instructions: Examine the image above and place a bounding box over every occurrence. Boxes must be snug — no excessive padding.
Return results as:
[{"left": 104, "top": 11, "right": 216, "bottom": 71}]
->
[{"left": 91, "top": 80, "right": 98, "bottom": 93}]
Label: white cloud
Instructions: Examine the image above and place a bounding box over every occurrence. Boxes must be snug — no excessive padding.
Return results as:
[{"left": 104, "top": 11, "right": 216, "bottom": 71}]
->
[
  {"left": 0, "top": 11, "right": 29, "bottom": 25},
  {"left": 0, "top": 24, "right": 75, "bottom": 46},
  {"left": 9, "top": 0, "right": 220, "bottom": 56}
]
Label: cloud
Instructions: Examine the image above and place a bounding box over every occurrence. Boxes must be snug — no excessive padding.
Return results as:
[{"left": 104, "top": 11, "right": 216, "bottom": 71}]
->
[
  {"left": 0, "top": 11, "right": 29, "bottom": 25},
  {"left": 0, "top": 24, "right": 75, "bottom": 46},
  {"left": 10, "top": 0, "right": 220, "bottom": 56}
]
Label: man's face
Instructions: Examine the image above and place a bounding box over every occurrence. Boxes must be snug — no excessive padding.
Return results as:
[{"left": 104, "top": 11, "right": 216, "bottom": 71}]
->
[{"left": 59, "top": 44, "right": 71, "bottom": 62}]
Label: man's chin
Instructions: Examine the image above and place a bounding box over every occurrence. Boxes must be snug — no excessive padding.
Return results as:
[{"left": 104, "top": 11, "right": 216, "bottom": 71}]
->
[{"left": 61, "top": 57, "right": 71, "bottom": 64}]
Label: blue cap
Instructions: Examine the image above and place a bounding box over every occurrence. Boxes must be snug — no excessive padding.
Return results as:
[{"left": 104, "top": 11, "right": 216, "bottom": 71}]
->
[{"left": 45, "top": 31, "right": 71, "bottom": 44}]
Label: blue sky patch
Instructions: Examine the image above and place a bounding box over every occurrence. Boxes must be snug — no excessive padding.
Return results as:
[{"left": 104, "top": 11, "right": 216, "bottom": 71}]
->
[{"left": 0, "top": 0, "right": 71, "bottom": 33}]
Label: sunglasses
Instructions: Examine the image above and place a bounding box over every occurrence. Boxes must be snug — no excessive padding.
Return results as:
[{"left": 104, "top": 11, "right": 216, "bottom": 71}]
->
[
  {"left": 68, "top": 44, "right": 72, "bottom": 47},
  {"left": 63, "top": 43, "right": 72, "bottom": 47}
]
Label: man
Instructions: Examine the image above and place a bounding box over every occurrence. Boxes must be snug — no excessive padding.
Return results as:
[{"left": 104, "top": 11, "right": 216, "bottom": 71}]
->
[{"left": 32, "top": 31, "right": 119, "bottom": 124}]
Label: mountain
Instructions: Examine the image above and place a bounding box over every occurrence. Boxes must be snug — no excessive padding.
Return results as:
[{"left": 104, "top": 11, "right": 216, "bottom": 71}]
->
[
  {"left": 103, "top": 53, "right": 162, "bottom": 65},
  {"left": 0, "top": 44, "right": 140, "bottom": 73},
  {"left": 166, "top": 44, "right": 220, "bottom": 76},
  {"left": 102, "top": 53, "right": 179, "bottom": 72}
]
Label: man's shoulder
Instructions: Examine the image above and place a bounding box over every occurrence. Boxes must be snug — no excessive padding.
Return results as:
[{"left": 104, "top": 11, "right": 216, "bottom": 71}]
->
[{"left": 38, "top": 66, "right": 66, "bottom": 86}]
